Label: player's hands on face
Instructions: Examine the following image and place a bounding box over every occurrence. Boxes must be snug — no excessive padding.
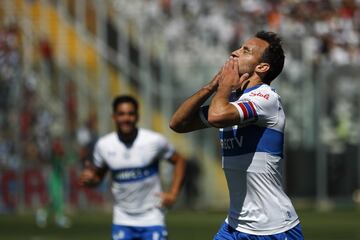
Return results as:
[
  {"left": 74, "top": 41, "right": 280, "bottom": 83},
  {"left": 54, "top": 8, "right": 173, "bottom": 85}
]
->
[
  {"left": 208, "top": 68, "right": 223, "bottom": 90},
  {"left": 220, "top": 57, "right": 249, "bottom": 90},
  {"left": 157, "top": 192, "right": 177, "bottom": 208}
]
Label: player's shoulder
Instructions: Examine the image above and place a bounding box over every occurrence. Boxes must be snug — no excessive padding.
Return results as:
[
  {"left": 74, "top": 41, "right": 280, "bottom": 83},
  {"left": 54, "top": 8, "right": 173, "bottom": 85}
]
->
[
  {"left": 96, "top": 132, "right": 117, "bottom": 147},
  {"left": 138, "top": 128, "right": 165, "bottom": 141},
  {"left": 243, "top": 84, "right": 280, "bottom": 103}
]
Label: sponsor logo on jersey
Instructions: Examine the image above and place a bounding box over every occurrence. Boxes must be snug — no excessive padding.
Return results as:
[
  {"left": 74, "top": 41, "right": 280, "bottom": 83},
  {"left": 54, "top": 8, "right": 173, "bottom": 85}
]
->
[
  {"left": 112, "top": 162, "right": 158, "bottom": 183},
  {"left": 220, "top": 136, "right": 243, "bottom": 150},
  {"left": 220, "top": 125, "right": 284, "bottom": 157},
  {"left": 250, "top": 92, "right": 269, "bottom": 100}
]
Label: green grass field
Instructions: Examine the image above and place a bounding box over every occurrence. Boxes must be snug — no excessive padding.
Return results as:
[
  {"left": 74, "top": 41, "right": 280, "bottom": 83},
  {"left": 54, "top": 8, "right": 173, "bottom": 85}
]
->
[{"left": 0, "top": 209, "right": 359, "bottom": 239}]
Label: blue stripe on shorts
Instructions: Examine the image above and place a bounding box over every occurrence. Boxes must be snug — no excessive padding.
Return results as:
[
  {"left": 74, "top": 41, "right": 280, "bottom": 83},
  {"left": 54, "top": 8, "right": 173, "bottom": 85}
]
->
[{"left": 213, "top": 222, "right": 304, "bottom": 240}]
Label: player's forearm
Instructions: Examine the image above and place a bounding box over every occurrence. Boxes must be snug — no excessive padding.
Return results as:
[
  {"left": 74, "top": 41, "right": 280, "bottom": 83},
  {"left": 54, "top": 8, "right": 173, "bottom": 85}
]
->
[
  {"left": 169, "top": 154, "right": 186, "bottom": 197},
  {"left": 169, "top": 83, "right": 216, "bottom": 133},
  {"left": 208, "top": 84, "right": 233, "bottom": 127},
  {"left": 170, "top": 70, "right": 222, "bottom": 133}
]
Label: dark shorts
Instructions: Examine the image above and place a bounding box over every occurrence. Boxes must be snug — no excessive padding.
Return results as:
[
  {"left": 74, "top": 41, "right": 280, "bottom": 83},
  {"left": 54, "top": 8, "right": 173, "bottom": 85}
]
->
[{"left": 214, "top": 222, "right": 304, "bottom": 240}]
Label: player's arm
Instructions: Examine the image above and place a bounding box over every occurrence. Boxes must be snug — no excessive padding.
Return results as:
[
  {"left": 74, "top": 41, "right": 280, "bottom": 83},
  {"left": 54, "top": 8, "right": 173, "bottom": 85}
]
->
[
  {"left": 160, "top": 152, "right": 186, "bottom": 207},
  {"left": 208, "top": 58, "right": 250, "bottom": 128},
  {"left": 79, "top": 160, "right": 108, "bottom": 187},
  {"left": 169, "top": 70, "right": 222, "bottom": 133}
]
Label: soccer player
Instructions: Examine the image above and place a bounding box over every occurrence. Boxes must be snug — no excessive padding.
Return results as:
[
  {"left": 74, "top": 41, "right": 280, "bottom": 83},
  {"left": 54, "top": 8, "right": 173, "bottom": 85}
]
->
[
  {"left": 80, "top": 95, "right": 186, "bottom": 240},
  {"left": 170, "top": 31, "right": 304, "bottom": 239}
]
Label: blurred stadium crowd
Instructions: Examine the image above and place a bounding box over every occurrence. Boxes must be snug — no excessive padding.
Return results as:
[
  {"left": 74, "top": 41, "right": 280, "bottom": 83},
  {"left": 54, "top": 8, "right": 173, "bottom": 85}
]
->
[
  {"left": 0, "top": 17, "right": 103, "bottom": 215},
  {"left": 113, "top": 0, "right": 360, "bottom": 65},
  {"left": 0, "top": 23, "right": 22, "bottom": 169},
  {"left": 111, "top": 0, "right": 360, "bottom": 200},
  {"left": 0, "top": 0, "right": 360, "bottom": 213},
  {"left": 0, "top": 23, "right": 94, "bottom": 170}
]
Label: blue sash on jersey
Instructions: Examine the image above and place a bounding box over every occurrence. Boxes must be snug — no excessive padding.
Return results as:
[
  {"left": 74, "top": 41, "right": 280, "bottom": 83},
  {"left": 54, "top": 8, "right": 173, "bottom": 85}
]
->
[
  {"left": 220, "top": 125, "right": 284, "bottom": 158},
  {"left": 112, "top": 161, "right": 159, "bottom": 183}
]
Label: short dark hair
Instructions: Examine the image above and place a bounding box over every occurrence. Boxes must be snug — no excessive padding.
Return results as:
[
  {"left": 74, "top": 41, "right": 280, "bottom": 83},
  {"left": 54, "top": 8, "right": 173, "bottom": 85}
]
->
[
  {"left": 255, "top": 31, "right": 285, "bottom": 84},
  {"left": 112, "top": 95, "right": 139, "bottom": 113}
]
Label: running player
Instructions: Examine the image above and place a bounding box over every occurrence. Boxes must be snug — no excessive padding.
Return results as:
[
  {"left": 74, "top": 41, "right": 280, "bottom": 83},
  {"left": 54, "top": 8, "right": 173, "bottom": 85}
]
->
[
  {"left": 80, "top": 95, "right": 186, "bottom": 240},
  {"left": 170, "top": 31, "right": 304, "bottom": 239}
]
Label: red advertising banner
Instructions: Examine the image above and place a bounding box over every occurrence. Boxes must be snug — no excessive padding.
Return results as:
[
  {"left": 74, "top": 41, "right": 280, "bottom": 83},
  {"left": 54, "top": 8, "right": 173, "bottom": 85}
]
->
[{"left": 0, "top": 167, "right": 107, "bottom": 212}]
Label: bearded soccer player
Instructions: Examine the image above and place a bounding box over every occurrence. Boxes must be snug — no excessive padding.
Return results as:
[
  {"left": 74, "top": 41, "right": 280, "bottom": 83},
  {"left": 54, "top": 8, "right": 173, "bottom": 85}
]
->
[
  {"left": 80, "top": 95, "right": 186, "bottom": 240},
  {"left": 170, "top": 31, "right": 304, "bottom": 239}
]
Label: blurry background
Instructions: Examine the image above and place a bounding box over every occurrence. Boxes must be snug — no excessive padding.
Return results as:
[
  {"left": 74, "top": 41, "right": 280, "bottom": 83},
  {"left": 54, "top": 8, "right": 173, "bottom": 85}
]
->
[{"left": 0, "top": 0, "right": 360, "bottom": 239}]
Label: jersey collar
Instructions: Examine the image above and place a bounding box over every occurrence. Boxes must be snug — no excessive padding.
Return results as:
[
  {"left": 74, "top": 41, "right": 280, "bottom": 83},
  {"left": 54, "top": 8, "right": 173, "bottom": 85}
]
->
[
  {"left": 243, "top": 84, "right": 266, "bottom": 94},
  {"left": 117, "top": 128, "right": 139, "bottom": 148}
]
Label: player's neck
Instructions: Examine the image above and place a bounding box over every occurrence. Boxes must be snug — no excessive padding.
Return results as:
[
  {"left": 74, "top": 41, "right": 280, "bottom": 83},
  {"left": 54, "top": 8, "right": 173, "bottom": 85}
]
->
[
  {"left": 245, "top": 77, "right": 265, "bottom": 89},
  {"left": 238, "top": 76, "right": 265, "bottom": 95},
  {"left": 117, "top": 128, "right": 138, "bottom": 146}
]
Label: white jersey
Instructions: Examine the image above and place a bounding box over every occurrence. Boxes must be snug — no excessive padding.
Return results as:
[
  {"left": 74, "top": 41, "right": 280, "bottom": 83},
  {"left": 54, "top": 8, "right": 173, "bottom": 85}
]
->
[
  {"left": 201, "top": 84, "right": 299, "bottom": 235},
  {"left": 93, "top": 128, "right": 175, "bottom": 226}
]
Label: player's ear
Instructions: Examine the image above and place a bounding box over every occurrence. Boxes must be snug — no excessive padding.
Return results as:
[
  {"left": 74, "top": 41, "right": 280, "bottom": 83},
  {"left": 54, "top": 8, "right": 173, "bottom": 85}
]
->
[{"left": 255, "top": 63, "right": 270, "bottom": 74}]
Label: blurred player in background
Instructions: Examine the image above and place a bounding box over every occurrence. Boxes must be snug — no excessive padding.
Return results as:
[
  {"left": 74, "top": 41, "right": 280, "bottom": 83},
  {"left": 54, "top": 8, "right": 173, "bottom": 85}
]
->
[
  {"left": 80, "top": 95, "right": 186, "bottom": 240},
  {"left": 36, "top": 137, "right": 71, "bottom": 228},
  {"left": 170, "top": 31, "right": 304, "bottom": 239}
]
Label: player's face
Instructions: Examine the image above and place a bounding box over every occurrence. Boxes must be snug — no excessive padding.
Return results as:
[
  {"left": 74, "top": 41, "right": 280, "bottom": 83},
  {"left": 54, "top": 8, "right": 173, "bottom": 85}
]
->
[
  {"left": 113, "top": 102, "right": 138, "bottom": 135},
  {"left": 231, "top": 37, "right": 269, "bottom": 76}
]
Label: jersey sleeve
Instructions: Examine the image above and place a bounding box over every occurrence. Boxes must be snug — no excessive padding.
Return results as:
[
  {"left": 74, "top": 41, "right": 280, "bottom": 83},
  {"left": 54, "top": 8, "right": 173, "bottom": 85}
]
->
[
  {"left": 158, "top": 135, "right": 175, "bottom": 160},
  {"left": 93, "top": 141, "right": 107, "bottom": 168},
  {"left": 230, "top": 92, "right": 279, "bottom": 127}
]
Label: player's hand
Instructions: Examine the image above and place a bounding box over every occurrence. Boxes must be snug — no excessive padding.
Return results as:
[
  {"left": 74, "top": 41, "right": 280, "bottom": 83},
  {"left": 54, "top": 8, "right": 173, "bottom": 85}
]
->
[
  {"left": 219, "top": 57, "right": 249, "bottom": 90},
  {"left": 157, "top": 192, "right": 177, "bottom": 208},
  {"left": 79, "top": 163, "right": 99, "bottom": 187},
  {"left": 79, "top": 168, "right": 95, "bottom": 186},
  {"left": 207, "top": 68, "right": 223, "bottom": 91}
]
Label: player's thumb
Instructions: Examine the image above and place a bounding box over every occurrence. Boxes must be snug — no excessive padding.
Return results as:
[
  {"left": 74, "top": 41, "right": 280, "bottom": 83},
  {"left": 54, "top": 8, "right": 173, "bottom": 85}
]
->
[{"left": 240, "top": 73, "right": 250, "bottom": 81}]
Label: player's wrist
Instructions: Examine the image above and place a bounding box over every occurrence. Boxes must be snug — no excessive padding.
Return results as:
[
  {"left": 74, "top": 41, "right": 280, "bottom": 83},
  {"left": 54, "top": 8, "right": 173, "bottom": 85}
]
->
[
  {"left": 203, "top": 81, "right": 218, "bottom": 93},
  {"left": 217, "top": 82, "right": 233, "bottom": 93},
  {"left": 169, "top": 189, "right": 179, "bottom": 198}
]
